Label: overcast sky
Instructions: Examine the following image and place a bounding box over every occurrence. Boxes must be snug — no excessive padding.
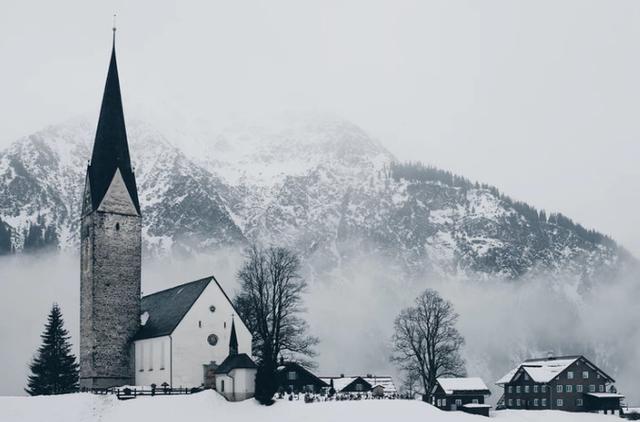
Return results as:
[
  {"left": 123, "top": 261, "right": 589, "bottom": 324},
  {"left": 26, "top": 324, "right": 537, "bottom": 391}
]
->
[{"left": 1, "top": 0, "right": 639, "bottom": 256}]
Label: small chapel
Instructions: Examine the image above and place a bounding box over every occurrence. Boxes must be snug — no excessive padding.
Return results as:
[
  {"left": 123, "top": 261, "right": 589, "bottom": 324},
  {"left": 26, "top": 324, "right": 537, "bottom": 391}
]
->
[{"left": 78, "top": 29, "right": 256, "bottom": 400}]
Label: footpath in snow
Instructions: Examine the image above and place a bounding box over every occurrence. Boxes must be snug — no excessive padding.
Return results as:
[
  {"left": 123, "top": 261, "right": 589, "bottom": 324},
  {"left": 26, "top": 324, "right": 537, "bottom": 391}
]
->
[{"left": 0, "top": 391, "right": 623, "bottom": 422}]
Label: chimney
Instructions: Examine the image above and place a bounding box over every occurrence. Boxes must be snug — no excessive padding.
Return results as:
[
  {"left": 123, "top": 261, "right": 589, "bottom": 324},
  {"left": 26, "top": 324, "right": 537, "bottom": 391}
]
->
[{"left": 547, "top": 351, "right": 555, "bottom": 360}]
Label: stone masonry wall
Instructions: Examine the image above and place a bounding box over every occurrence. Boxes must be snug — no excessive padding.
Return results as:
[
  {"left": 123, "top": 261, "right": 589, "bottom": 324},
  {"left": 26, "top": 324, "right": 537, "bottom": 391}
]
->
[{"left": 80, "top": 210, "right": 141, "bottom": 389}]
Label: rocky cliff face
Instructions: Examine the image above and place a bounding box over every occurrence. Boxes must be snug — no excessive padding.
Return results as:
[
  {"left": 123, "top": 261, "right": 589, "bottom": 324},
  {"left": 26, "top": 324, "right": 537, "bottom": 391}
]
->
[{"left": 0, "top": 115, "right": 631, "bottom": 281}]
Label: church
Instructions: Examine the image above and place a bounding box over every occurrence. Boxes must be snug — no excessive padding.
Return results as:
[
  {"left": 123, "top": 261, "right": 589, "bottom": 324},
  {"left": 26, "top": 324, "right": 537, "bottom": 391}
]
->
[{"left": 78, "top": 29, "right": 256, "bottom": 400}]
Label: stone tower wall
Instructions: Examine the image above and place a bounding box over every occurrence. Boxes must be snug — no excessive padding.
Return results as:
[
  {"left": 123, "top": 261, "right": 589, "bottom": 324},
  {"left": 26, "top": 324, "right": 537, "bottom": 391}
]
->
[{"left": 80, "top": 210, "right": 141, "bottom": 389}]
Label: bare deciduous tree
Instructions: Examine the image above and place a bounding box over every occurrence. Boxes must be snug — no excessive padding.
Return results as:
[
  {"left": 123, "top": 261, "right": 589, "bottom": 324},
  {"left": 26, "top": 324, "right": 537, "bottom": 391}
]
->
[
  {"left": 234, "top": 245, "right": 318, "bottom": 368},
  {"left": 391, "top": 288, "right": 466, "bottom": 402}
]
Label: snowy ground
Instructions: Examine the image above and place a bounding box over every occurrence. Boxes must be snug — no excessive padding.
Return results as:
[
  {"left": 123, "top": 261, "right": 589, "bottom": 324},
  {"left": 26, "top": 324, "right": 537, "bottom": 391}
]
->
[{"left": 0, "top": 391, "right": 624, "bottom": 422}]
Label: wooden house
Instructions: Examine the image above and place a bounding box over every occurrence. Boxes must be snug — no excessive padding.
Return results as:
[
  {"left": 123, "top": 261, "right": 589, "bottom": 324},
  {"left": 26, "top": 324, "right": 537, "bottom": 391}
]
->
[
  {"left": 276, "top": 361, "right": 328, "bottom": 394},
  {"left": 320, "top": 376, "right": 372, "bottom": 394},
  {"left": 432, "top": 377, "right": 492, "bottom": 417},
  {"left": 496, "top": 355, "right": 624, "bottom": 415}
]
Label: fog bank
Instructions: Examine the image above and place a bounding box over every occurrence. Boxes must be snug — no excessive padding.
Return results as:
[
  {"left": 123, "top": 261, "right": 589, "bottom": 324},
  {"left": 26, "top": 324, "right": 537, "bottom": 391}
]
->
[{"left": 1, "top": 249, "right": 638, "bottom": 405}]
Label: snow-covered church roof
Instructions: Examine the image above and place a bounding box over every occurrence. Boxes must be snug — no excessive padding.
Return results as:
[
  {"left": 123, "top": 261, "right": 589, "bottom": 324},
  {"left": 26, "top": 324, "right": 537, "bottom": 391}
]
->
[{"left": 134, "top": 275, "right": 241, "bottom": 340}]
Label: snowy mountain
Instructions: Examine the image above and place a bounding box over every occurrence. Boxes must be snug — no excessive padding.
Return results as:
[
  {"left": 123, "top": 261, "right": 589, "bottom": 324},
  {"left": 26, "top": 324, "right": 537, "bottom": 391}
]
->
[{"left": 0, "top": 115, "right": 632, "bottom": 281}]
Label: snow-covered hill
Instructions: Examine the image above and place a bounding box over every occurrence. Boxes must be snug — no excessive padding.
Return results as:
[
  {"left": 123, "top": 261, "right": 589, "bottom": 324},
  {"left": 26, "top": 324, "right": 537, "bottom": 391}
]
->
[
  {"left": 0, "top": 114, "right": 633, "bottom": 281},
  {"left": 0, "top": 390, "right": 625, "bottom": 422}
]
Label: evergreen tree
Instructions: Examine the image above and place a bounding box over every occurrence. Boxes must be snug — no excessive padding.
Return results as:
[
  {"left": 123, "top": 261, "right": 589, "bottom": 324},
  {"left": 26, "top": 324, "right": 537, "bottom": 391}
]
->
[{"left": 25, "top": 304, "right": 79, "bottom": 395}]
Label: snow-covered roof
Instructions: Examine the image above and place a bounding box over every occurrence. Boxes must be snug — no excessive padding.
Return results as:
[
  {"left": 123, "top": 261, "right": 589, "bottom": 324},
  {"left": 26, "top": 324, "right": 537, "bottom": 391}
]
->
[
  {"left": 496, "top": 356, "right": 580, "bottom": 385},
  {"left": 436, "top": 377, "right": 490, "bottom": 395},
  {"left": 586, "top": 393, "right": 625, "bottom": 399},
  {"left": 462, "top": 404, "right": 491, "bottom": 408},
  {"left": 320, "top": 375, "right": 396, "bottom": 394},
  {"left": 363, "top": 376, "right": 397, "bottom": 394},
  {"left": 320, "top": 377, "right": 360, "bottom": 392}
]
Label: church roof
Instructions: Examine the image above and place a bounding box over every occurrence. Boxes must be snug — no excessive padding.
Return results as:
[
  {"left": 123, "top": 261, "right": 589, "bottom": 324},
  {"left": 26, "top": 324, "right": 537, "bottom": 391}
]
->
[
  {"left": 134, "top": 277, "right": 213, "bottom": 340},
  {"left": 215, "top": 353, "right": 257, "bottom": 374},
  {"left": 86, "top": 35, "right": 140, "bottom": 215}
]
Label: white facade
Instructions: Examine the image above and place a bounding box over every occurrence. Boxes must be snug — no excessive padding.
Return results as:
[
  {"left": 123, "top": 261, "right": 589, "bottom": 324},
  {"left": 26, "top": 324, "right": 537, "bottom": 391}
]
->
[
  {"left": 134, "top": 336, "right": 171, "bottom": 387},
  {"left": 216, "top": 367, "right": 257, "bottom": 401},
  {"left": 134, "top": 280, "right": 252, "bottom": 388}
]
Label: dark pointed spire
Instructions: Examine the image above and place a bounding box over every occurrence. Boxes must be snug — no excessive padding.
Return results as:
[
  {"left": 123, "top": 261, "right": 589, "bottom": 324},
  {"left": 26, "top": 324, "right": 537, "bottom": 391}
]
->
[
  {"left": 229, "top": 317, "right": 238, "bottom": 356},
  {"left": 85, "top": 27, "right": 140, "bottom": 215}
]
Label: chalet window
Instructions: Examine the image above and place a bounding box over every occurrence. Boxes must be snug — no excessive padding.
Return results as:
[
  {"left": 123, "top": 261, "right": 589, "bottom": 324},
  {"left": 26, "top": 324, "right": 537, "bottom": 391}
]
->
[
  {"left": 455, "top": 399, "right": 462, "bottom": 406},
  {"left": 576, "top": 385, "right": 583, "bottom": 392},
  {"left": 534, "top": 399, "right": 539, "bottom": 407},
  {"left": 577, "top": 399, "right": 583, "bottom": 406},
  {"left": 533, "top": 385, "right": 539, "bottom": 393},
  {"left": 472, "top": 399, "right": 479, "bottom": 404},
  {"left": 557, "top": 385, "right": 563, "bottom": 393},
  {"left": 437, "top": 399, "right": 441, "bottom": 407},
  {"left": 355, "top": 384, "right": 363, "bottom": 391},
  {"left": 516, "top": 386, "right": 521, "bottom": 394},
  {"left": 567, "top": 371, "right": 574, "bottom": 379},
  {"left": 583, "top": 371, "right": 589, "bottom": 379},
  {"left": 542, "top": 385, "right": 547, "bottom": 393},
  {"left": 442, "top": 399, "right": 446, "bottom": 406},
  {"left": 566, "top": 385, "right": 572, "bottom": 393},
  {"left": 599, "top": 385, "right": 604, "bottom": 392},
  {"left": 516, "top": 399, "right": 521, "bottom": 407},
  {"left": 589, "top": 385, "right": 596, "bottom": 393},
  {"left": 541, "top": 398, "right": 547, "bottom": 407},
  {"left": 508, "top": 399, "right": 513, "bottom": 407},
  {"left": 287, "top": 371, "right": 297, "bottom": 381},
  {"left": 524, "top": 373, "right": 529, "bottom": 381},
  {"left": 524, "top": 385, "right": 529, "bottom": 393},
  {"left": 508, "top": 386, "right": 513, "bottom": 394},
  {"left": 557, "top": 399, "right": 563, "bottom": 407}
]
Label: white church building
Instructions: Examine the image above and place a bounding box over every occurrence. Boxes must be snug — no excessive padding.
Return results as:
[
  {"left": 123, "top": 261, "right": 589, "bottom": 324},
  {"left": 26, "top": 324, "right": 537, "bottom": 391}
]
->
[{"left": 133, "top": 276, "right": 254, "bottom": 389}]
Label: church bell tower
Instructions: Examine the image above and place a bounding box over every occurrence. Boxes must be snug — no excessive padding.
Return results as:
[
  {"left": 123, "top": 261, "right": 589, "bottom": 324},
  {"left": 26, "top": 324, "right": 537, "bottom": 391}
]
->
[{"left": 79, "top": 27, "right": 142, "bottom": 389}]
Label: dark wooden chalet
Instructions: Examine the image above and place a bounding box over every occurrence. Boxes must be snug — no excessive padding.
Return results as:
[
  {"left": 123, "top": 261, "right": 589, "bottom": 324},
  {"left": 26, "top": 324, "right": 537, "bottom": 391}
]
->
[
  {"left": 432, "top": 377, "right": 492, "bottom": 417},
  {"left": 276, "top": 361, "right": 328, "bottom": 394},
  {"left": 496, "top": 355, "right": 624, "bottom": 415}
]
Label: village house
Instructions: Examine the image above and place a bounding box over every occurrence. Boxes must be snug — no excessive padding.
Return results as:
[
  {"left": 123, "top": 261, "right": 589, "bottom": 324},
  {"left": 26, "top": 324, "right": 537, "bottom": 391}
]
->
[
  {"left": 318, "top": 375, "right": 397, "bottom": 397},
  {"left": 496, "top": 355, "right": 623, "bottom": 415},
  {"left": 276, "top": 361, "right": 328, "bottom": 394},
  {"left": 320, "top": 376, "right": 372, "bottom": 395},
  {"left": 363, "top": 376, "right": 397, "bottom": 398},
  {"left": 432, "top": 377, "right": 492, "bottom": 417}
]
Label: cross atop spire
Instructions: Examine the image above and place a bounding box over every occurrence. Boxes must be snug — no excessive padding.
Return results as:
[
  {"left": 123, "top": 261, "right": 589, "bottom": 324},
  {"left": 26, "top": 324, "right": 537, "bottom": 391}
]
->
[{"left": 112, "top": 14, "right": 117, "bottom": 45}]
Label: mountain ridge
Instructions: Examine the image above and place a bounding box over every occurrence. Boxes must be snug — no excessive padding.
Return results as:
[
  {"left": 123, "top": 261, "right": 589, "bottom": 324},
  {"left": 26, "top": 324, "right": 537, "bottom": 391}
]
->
[{"left": 0, "top": 115, "right": 632, "bottom": 282}]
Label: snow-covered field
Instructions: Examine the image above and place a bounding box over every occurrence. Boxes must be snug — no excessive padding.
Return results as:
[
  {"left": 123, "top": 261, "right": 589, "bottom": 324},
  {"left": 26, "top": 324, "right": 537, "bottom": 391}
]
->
[{"left": 0, "top": 391, "right": 622, "bottom": 422}]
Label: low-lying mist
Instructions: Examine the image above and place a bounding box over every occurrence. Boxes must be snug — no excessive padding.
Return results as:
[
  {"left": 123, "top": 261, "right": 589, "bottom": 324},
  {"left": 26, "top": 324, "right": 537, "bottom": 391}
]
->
[{"left": 1, "top": 248, "right": 638, "bottom": 405}]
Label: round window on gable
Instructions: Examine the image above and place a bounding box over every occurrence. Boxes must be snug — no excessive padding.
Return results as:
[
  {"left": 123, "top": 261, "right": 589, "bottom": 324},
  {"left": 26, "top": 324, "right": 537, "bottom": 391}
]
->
[
  {"left": 207, "top": 334, "right": 219, "bottom": 346},
  {"left": 115, "top": 223, "right": 120, "bottom": 231},
  {"left": 209, "top": 305, "right": 216, "bottom": 313}
]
